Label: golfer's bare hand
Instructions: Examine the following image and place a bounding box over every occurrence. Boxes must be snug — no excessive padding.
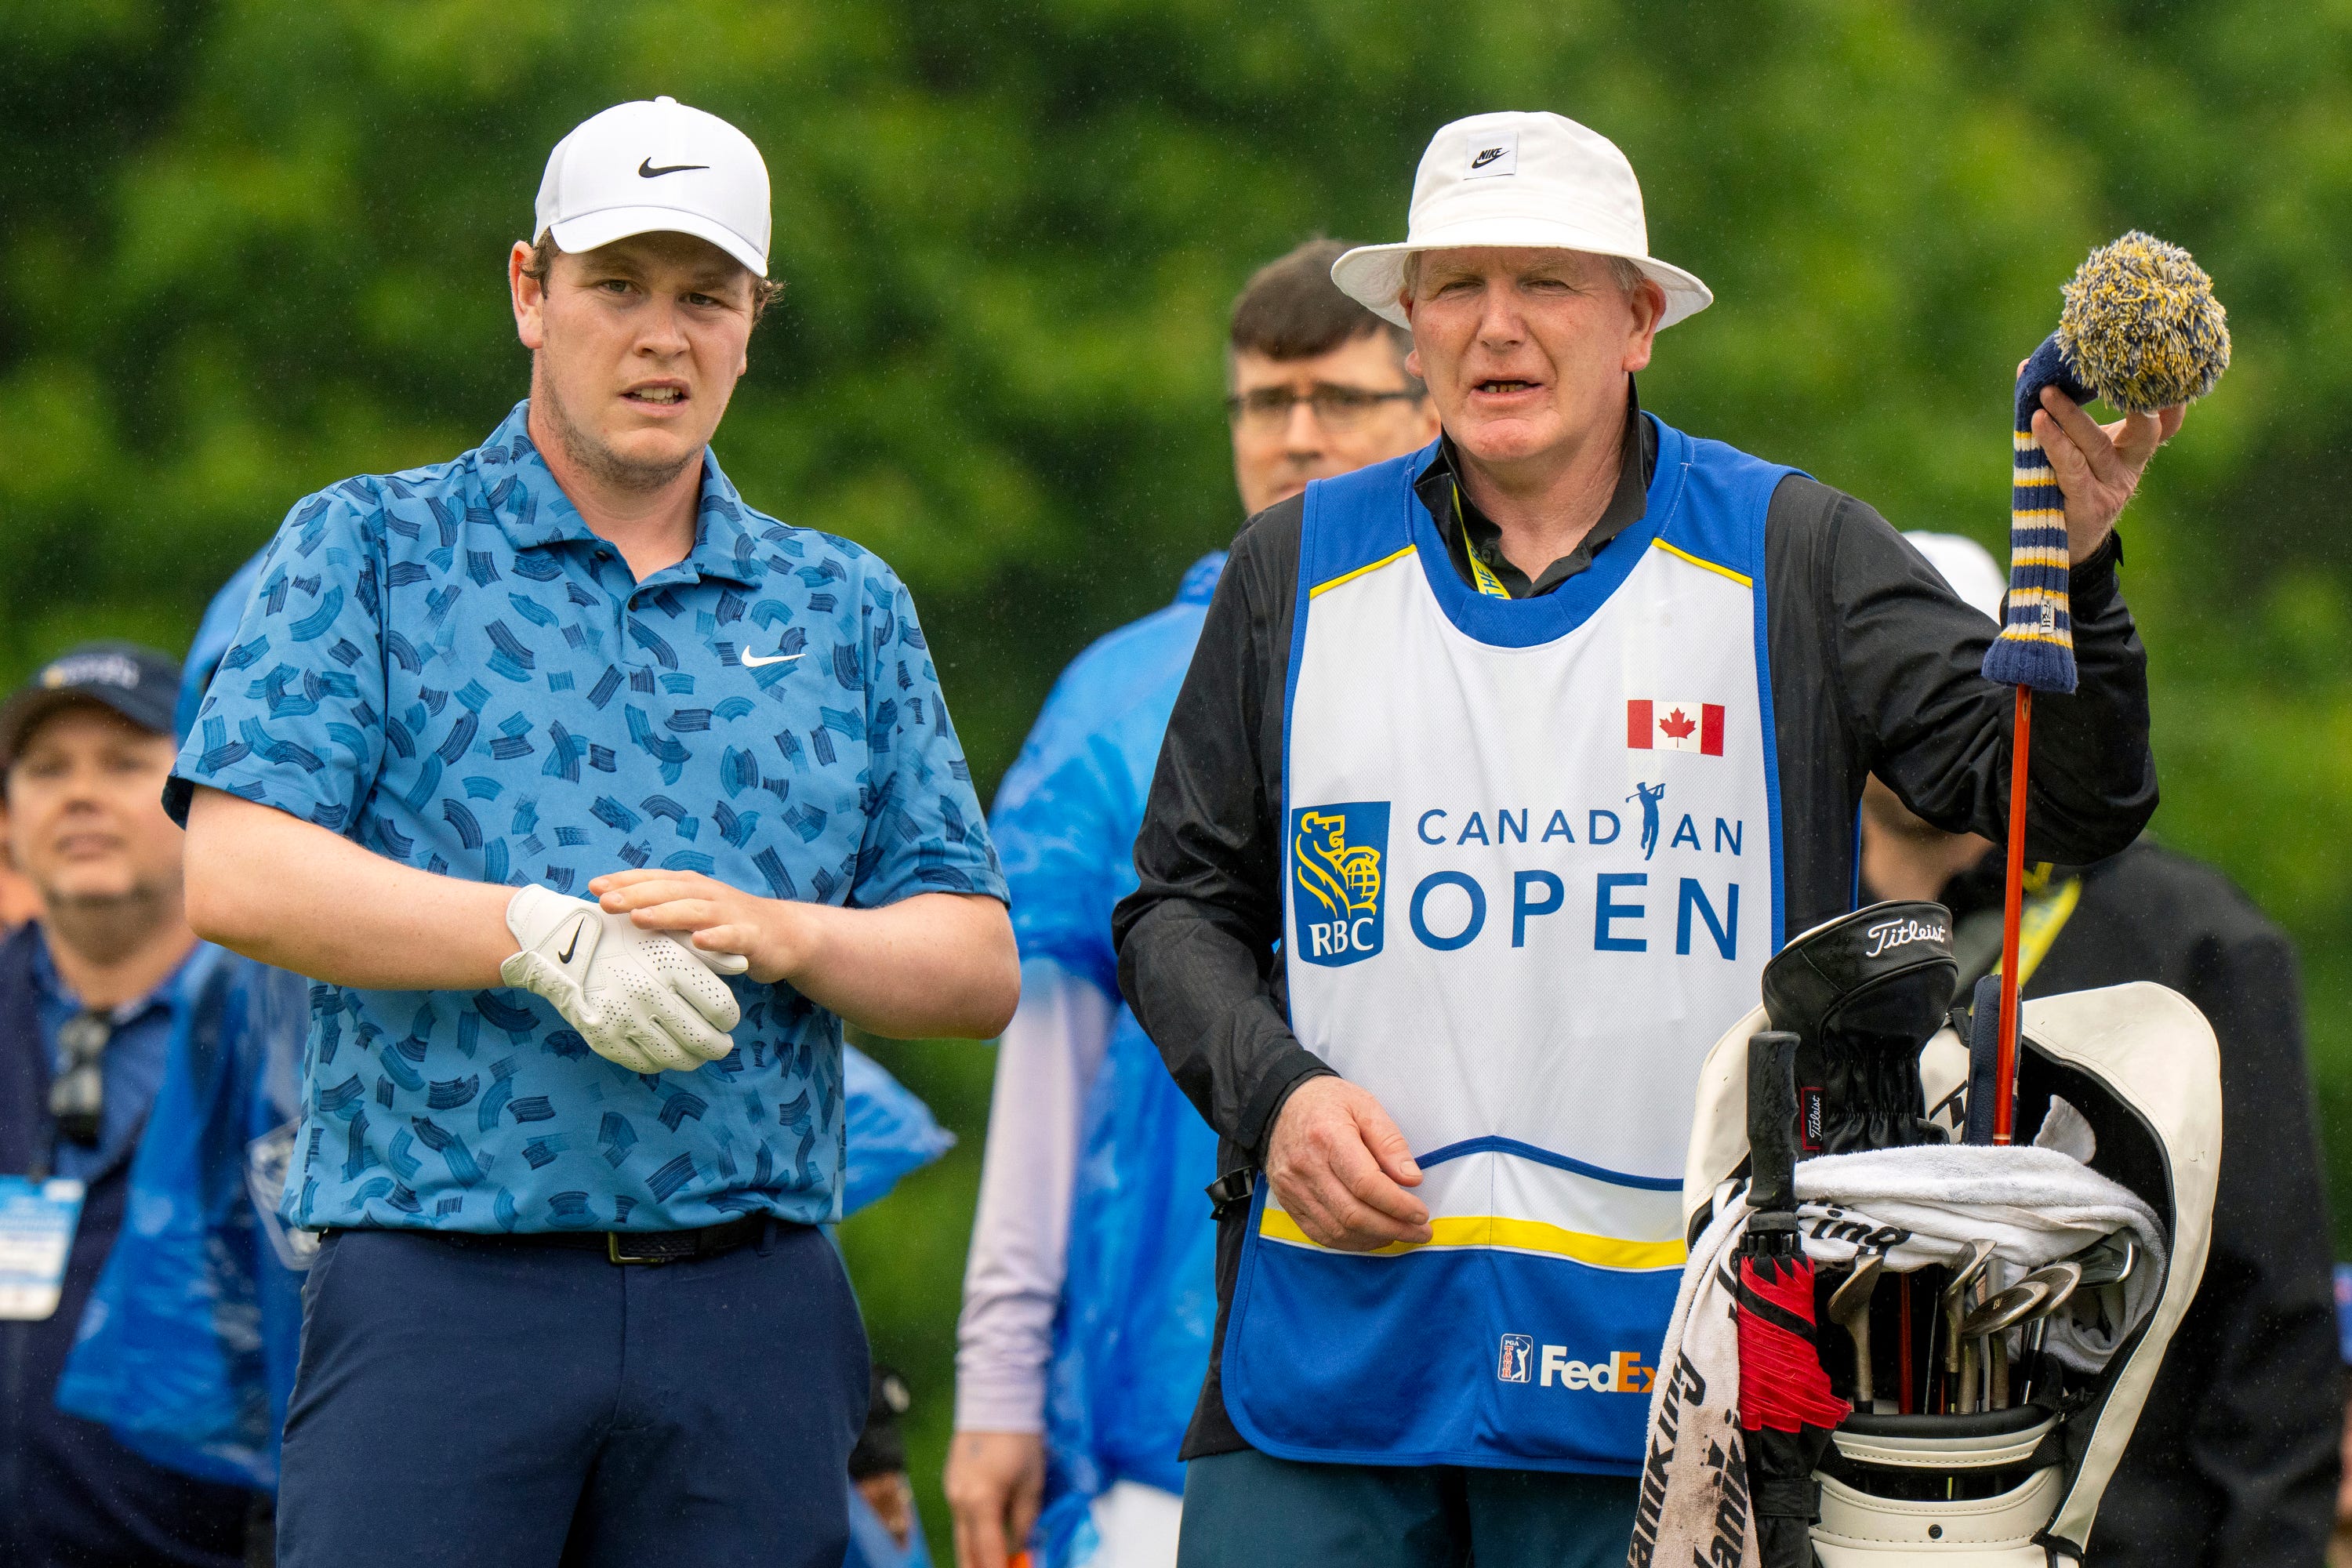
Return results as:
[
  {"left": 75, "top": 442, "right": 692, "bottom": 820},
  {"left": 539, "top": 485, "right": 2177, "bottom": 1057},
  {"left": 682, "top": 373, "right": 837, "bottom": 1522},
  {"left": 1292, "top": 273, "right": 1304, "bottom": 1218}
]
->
[
  {"left": 945, "top": 1429, "right": 1044, "bottom": 1568},
  {"left": 590, "top": 867, "right": 808, "bottom": 983},
  {"left": 1265, "top": 1076, "right": 1432, "bottom": 1250},
  {"left": 2027, "top": 381, "right": 2187, "bottom": 563}
]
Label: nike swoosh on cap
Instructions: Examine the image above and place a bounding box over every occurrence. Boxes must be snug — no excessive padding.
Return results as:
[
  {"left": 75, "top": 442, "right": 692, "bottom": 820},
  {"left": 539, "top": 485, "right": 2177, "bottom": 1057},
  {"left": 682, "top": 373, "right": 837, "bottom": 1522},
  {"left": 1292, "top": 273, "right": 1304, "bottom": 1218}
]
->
[
  {"left": 638, "top": 158, "right": 710, "bottom": 177},
  {"left": 742, "top": 651, "right": 804, "bottom": 667}
]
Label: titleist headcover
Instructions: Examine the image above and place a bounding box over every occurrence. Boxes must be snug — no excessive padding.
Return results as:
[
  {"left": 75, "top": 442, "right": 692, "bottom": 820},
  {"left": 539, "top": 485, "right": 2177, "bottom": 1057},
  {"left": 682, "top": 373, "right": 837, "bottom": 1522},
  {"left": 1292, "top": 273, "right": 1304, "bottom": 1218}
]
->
[{"left": 1763, "top": 902, "right": 1958, "bottom": 1152}]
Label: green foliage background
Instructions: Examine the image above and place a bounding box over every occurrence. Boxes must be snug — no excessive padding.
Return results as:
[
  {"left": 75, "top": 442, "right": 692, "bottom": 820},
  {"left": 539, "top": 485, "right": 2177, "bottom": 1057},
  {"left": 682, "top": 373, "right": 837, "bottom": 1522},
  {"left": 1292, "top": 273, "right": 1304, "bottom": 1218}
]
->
[{"left": 6, "top": 0, "right": 2350, "bottom": 1544}]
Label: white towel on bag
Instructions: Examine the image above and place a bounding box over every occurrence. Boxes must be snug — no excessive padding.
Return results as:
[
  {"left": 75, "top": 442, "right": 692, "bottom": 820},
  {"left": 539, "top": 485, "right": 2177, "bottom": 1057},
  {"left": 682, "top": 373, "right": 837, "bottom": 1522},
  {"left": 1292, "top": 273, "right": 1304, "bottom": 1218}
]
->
[{"left": 1628, "top": 1123, "right": 2164, "bottom": 1568}]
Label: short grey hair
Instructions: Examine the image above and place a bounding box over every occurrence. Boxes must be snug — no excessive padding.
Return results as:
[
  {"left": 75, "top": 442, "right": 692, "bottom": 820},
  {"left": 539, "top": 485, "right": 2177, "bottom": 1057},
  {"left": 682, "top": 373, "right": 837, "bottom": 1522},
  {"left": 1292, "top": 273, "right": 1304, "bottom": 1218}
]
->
[{"left": 1398, "top": 249, "right": 1649, "bottom": 306}]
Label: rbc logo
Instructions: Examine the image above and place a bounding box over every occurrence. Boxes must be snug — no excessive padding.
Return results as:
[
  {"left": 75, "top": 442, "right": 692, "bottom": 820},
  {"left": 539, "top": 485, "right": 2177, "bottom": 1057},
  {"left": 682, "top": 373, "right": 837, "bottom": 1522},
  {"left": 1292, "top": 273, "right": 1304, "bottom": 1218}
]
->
[
  {"left": 1291, "top": 802, "right": 1388, "bottom": 967},
  {"left": 1497, "top": 1334, "right": 1534, "bottom": 1384}
]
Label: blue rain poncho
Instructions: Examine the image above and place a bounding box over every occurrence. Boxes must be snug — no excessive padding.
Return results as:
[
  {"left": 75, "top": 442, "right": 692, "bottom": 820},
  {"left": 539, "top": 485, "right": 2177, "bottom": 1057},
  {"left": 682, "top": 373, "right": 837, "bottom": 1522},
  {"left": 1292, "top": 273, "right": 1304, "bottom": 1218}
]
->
[{"left": 988, "top": 555, "right": 1225, "bottom": 1566}]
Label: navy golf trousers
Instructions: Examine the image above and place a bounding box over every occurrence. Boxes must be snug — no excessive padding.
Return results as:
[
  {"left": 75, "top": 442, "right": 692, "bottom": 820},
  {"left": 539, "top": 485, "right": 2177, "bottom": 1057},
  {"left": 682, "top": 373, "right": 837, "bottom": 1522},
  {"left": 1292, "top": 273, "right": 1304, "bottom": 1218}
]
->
[{"left": 275, "top": 1221, "right": 868, "bottom": 1568}]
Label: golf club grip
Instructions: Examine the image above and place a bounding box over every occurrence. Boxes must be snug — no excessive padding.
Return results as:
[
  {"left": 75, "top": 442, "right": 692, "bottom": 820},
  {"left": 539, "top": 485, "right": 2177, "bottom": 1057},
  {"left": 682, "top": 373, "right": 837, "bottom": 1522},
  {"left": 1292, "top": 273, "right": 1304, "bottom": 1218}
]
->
[{"left": 1748, "top": 1030, "right": 1801, "bottom": 1215}]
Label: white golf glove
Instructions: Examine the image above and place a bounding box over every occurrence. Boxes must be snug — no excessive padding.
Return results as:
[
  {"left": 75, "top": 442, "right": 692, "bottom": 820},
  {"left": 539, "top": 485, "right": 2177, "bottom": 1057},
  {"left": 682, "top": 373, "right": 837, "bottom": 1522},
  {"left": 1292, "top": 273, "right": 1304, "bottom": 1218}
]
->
[{"left": 499, "top": 884, "right": 750, "bottom": 1074}]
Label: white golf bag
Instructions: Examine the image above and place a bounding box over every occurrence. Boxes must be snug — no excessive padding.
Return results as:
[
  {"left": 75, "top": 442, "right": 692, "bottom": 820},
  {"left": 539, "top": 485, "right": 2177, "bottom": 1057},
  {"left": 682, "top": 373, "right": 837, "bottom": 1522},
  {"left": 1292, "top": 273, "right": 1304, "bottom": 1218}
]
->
[{"left": 1681, "top": 982, "right": 2220, "bottom": 1566}]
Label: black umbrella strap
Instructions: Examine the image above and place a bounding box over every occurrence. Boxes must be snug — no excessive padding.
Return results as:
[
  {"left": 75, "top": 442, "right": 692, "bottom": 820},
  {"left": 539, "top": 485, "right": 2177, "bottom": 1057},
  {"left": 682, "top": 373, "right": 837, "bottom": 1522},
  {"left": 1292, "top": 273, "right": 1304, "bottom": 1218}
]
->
[{"left": 1748, "top": 1472, "right": 1820, "bottom": 1521}]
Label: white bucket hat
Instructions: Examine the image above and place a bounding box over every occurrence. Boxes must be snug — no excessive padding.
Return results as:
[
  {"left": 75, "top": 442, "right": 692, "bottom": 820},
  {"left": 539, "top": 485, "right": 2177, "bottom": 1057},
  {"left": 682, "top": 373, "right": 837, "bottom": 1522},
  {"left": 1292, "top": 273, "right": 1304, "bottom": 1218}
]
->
[{"left": 1331, "top": 111, "right": 1711, "bottom": 331}]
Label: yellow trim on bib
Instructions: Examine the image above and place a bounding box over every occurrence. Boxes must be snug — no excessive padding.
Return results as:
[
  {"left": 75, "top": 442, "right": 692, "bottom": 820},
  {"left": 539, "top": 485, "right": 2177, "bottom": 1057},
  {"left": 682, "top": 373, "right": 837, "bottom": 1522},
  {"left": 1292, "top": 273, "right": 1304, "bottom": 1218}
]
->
[
  {"left": 1258, "top": 1207, "right": 1687, "bottom": 1272},
  {"left": 1650, "top": 537, "right": 1752, "bottom": 588},
  {"left": 1308, "top": 543, "right": 1417, "bottom": 599}
]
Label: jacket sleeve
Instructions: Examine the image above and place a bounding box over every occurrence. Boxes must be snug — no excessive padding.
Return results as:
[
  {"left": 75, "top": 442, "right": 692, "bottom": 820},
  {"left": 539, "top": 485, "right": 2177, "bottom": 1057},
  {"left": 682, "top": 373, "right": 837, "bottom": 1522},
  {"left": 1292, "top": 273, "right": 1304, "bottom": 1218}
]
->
[
  {"left": 1811, "top": 487, "right": 2157, "bottom": 861},
  {"left": 2177, "top": 924, "right": 2345, "bottom": 1563},
  {"left": 1112, "top": 512, "right": 1330, "bottom": 1161}
]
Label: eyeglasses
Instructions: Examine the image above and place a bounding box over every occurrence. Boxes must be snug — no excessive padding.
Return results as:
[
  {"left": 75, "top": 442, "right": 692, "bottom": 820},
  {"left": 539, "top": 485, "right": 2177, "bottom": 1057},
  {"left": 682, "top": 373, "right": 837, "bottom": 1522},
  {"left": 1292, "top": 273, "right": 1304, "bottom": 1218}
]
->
[
  {"left": 1225, "top": 384, "right": 1423, "bottom": 434},
  {"left": 50, "top": 1010, "right": 110, "bottom": 1146}
]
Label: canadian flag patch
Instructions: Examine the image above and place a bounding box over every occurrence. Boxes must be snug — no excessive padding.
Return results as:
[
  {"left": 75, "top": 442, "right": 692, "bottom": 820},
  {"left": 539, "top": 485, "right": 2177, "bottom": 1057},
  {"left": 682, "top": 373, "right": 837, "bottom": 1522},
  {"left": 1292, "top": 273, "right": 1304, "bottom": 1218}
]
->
[{"left": 1627, "top": 699, "right": 1725, "bottom": 755}]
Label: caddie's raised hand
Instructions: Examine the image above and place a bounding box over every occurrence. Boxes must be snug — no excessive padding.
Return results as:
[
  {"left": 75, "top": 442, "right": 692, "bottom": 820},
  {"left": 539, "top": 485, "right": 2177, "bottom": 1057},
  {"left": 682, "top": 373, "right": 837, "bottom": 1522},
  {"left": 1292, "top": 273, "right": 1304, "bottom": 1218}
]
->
[
  {"left": 1265, "top": 1075, "right": 1432, "bottom": 1252},
  {"left": 500, "top": 884, "right": 747, "bottom": 1074},
  {"left": 2029, "top": 381, "right": 2188, "bottom": 563}
]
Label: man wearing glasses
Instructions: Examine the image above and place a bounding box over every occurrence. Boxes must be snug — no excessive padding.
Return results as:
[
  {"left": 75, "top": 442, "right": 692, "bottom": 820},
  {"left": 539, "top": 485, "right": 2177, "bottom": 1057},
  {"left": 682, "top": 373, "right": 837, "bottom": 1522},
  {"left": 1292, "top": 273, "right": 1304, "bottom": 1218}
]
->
[
  {"left": 0, "top": 644, "right": 263, "bottom": 1567},
  {"left": 1223, "top": 240, "right": 1446, "bottom": 521},
  {"left": 947, "top": 240, "right": 1436, "bottom": 1568}
]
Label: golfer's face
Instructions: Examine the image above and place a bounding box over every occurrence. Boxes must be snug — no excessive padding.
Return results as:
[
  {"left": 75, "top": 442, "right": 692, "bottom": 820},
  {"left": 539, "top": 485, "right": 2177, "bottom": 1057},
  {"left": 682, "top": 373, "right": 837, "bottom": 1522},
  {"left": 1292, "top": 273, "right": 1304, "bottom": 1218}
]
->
[
  {"left": 1403, "top": 248, "right": 1660, "bottom": 471},
  {"left": 522, "top": 233, "right": 757, "bottom": 476},
  {"left": 1, "top": 707, "right": 183, "bottom": 910}
]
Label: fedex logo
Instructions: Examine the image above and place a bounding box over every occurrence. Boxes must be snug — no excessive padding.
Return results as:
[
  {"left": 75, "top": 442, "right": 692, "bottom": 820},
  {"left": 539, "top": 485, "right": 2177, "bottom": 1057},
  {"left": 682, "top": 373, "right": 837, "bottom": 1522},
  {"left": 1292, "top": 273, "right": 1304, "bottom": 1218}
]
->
[{"left": 1538, "top": 1345, "right": 1654, "bottom": 1394}]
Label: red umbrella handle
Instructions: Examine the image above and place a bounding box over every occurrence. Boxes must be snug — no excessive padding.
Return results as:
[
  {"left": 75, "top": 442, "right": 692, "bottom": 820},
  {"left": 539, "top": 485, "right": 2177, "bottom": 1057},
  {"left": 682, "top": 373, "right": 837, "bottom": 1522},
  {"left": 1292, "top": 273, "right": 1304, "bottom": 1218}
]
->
[{"left": 1992, "top": 686, "right": 2032, "bottom": 1145}]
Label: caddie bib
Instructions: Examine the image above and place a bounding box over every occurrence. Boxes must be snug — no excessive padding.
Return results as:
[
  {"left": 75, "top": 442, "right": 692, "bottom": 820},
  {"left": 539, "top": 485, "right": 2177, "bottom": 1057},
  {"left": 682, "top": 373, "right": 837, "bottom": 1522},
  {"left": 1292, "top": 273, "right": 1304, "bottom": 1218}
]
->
[{"left": 1222, "top": 419, "right": 1794, "bottom": 1471}]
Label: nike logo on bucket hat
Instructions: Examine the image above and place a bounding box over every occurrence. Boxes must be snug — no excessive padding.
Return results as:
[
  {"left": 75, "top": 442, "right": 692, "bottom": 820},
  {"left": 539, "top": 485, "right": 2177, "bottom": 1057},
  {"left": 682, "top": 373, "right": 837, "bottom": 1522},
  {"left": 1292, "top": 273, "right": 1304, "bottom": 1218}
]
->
[
  {"left": 1327, "top": 111, "right": 1714, "bottom": 333},
  {"left": 638, "top": 158, "right": 709, "bottom": 177}
]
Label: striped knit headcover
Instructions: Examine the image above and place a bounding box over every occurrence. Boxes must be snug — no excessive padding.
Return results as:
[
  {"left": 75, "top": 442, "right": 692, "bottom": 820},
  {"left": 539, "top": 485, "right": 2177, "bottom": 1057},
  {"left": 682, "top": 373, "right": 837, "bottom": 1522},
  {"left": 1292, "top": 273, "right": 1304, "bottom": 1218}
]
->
[{"left": 1983, "top": 232, "right": 2230, "bottom": 694}]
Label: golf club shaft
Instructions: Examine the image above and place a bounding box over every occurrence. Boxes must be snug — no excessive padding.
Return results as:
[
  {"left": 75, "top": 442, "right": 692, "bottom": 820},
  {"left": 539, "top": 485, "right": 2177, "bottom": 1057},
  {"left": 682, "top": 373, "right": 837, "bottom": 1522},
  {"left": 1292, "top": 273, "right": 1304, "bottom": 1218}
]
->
[
  {"left": 1992, "top": 686, "right": 2032, "bottom": 1145},
  {"left": 1898, "top": 1278, "right": 1914, "bottom": 1414}
]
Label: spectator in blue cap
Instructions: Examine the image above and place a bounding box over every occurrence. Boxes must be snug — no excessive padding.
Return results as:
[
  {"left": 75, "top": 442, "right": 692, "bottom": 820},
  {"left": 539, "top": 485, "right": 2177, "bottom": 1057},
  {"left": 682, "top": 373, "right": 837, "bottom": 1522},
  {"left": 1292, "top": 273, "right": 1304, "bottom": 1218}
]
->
[{"left": 0, "top": 641, "right": 264, "bottom": 1567}]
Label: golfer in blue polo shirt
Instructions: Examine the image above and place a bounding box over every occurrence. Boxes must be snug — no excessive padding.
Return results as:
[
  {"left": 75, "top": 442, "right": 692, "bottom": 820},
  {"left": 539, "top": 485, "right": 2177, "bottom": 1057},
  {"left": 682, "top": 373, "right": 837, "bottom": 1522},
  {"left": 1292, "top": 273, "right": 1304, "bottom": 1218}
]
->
[{"left": 168, "top": 97, "right": 1018, "bottom": 1568}]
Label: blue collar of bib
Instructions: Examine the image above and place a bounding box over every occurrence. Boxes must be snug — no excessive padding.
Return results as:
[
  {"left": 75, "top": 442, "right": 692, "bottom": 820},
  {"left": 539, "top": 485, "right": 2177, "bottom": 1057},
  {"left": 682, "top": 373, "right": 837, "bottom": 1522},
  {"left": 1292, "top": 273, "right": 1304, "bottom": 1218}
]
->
[{"left": 1404, "top": 414, "right": 1693, "bottom": 648}]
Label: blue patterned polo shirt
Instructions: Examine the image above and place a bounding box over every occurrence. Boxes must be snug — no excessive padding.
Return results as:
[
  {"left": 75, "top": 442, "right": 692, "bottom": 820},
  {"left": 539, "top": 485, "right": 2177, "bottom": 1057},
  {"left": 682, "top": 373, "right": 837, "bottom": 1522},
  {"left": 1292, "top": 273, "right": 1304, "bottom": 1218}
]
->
[{"left": 165, "top": 401, "right": 1005, "bottom": 1233}]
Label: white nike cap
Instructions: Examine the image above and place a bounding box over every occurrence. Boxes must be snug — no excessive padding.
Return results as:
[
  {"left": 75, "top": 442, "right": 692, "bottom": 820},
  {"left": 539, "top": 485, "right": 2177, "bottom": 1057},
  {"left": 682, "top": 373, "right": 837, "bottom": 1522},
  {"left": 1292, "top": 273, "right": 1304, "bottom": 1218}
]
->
[
  {"left": 1332, "top": 111, "right": 1711, "bottom": 331},
  {"left": 534, "top": 96, "right": 771, "bottom": 277}
]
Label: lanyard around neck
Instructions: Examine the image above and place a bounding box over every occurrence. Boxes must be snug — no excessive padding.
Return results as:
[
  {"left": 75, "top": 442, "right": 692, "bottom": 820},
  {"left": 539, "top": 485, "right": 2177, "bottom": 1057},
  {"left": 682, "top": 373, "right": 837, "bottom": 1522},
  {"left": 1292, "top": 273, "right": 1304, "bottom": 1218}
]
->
[{"left": 1454, "top": 481, "right": 1514, "bottom": 600}]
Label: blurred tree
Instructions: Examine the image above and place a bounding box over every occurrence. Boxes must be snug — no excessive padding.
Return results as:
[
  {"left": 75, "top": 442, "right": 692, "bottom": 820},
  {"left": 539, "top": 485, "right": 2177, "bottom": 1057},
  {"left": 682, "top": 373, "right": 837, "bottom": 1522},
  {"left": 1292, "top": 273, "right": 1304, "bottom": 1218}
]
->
[{"left": 7, "top": 0, "right": 2351, "bottom": 1541}]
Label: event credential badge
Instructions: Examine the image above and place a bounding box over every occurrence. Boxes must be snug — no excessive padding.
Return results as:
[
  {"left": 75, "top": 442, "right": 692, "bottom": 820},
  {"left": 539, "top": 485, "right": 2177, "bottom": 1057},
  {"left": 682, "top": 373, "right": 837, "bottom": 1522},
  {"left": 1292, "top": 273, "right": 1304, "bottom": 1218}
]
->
[{"left": 0, "top": 1175, "right": 85, "bottom": 1320}]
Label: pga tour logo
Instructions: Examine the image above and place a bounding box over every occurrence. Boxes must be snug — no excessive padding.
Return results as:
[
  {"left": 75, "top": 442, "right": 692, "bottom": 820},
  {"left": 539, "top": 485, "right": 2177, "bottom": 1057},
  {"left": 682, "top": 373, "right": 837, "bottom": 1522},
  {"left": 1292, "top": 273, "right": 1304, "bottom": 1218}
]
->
[
  {"left": 1863, "top": 914, "right": 1948, "bottom": 958},
  {"left": 1497, "top": 1334, "right": 1653, "bottom": 1393}
]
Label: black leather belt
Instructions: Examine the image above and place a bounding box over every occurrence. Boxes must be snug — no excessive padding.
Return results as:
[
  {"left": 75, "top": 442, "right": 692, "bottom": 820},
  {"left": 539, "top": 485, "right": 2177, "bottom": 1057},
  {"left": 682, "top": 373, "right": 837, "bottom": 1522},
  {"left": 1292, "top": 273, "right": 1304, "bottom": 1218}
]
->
[
  {"left": 560, "top": 1214, "right": 769, "bottom": 1265},
  {"left": 328, "top": 1214, "right": 771, "bottom": 1265}
]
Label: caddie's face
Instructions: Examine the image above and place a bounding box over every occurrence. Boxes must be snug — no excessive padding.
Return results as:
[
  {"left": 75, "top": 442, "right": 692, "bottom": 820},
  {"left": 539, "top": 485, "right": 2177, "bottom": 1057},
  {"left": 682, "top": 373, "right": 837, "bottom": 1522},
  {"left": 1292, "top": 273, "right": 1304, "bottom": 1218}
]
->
[
  {"left": 511, "top": 231, "right": 757, "bottom": 484},
  {"left": 1403, "top": 248, "right": 1662, "bottom": 473},
  {"left": 0, "top": 706, "right": 183, "bottom": 912}
]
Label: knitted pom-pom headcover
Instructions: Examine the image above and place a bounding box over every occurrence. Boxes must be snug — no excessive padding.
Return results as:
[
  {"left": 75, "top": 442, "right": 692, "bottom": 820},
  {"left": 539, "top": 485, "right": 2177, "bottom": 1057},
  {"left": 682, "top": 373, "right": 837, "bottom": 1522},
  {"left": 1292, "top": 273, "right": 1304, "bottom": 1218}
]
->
[{"left": 1987, "top": 232, "right": 2230, "bottom": 692}]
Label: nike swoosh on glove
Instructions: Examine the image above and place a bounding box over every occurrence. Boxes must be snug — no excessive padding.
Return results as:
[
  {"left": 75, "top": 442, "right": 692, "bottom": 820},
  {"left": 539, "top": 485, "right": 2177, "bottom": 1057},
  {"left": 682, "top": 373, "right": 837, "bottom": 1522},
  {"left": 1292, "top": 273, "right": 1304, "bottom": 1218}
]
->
[{"left": 500, "top": 884, "right": 752, "bottom": 1074}]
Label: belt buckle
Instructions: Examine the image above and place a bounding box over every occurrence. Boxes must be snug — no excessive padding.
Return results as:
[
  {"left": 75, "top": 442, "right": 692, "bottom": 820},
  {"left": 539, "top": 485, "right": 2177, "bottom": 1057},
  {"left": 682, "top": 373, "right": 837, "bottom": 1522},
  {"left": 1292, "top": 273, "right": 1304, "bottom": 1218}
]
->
[{"left": 607, "top": 1232, "right": 669, "bottom": 1266}]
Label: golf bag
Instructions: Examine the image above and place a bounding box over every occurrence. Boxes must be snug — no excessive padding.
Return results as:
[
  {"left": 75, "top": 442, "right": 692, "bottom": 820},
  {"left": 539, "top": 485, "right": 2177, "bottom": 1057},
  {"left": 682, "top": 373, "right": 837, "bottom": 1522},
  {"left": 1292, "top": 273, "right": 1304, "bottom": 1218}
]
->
[{"left": 1674, "top": 910, "right": 2220, "bottom": 1566}]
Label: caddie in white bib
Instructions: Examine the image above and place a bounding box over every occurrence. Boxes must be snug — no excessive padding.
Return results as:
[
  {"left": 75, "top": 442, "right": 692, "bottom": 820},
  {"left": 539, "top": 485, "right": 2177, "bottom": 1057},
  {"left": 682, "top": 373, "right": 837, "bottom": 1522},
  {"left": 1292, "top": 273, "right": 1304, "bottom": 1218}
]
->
[
  {"left": 1219, "top": 420, "right": 1792, "bottom": 1470},
  {"left": 1116, "top": 111, "right": 2164, "bottom": 1566}
]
